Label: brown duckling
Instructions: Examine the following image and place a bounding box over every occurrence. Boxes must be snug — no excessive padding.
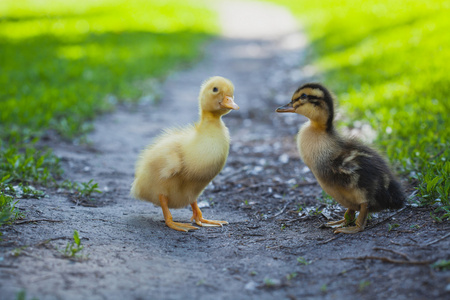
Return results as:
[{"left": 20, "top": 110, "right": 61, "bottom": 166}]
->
[
  {"left": 131, "top": 76, "right": 239, "bottom": 232},
  {"left": 276, "top": 83, "right": 405, "bottom": 234}
]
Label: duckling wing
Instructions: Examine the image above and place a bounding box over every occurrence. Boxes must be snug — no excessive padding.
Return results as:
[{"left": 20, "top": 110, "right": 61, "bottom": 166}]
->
[
  {"left": 336, "top": 150, "right": 362, "bottom": 175},
  {"left": 315, "top": 140, "right": 405, "bottom": 211},
  {"left": 158, "top": 146, "right": 183, "bottom": 179},
  {"left": 137, "top": 128, "right": 190, "bottom": 180},
  {"left": 318, "top": 144, "right": 377, "bottom": 188},
  {"left": 317, "top": 152, "right": 360, "bottom": 188}
]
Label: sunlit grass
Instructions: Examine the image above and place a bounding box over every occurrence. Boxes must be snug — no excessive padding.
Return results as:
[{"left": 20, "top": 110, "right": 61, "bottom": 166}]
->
[
  {"left": 268, "top": 0, "right": 450, "bottom": 211},
  {"left": 1, "top": 0, "right": 217, "bottom": 140},
  {"left": 0, "top": 0, "right": 218, "bottom": 228},
  {"left": 0, "top": 0, "right": 213, "bottom": 38}
]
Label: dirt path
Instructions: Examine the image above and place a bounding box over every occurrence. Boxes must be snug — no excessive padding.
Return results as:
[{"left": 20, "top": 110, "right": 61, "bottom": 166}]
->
[{"left": 1, "top": 1, "right": 449, "bottom": 299}]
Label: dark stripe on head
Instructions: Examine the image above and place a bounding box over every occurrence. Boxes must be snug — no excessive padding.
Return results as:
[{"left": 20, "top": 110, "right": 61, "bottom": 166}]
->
[{"left": 296, "top": 83, "right": 335, "bottom": 132}]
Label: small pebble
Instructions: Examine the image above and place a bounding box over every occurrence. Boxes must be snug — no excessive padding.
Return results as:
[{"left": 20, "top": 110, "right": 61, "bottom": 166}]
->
[{"left": 245, "top": 281, "right": 258, "bottom": 291}]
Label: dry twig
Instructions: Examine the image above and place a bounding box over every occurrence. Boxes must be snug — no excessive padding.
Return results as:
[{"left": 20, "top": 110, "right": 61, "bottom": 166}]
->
[
  {"left": 317, "top": 235, "right": 343, "bottom": 245},
  {"left": 244, "top": 233, "right": 265, "bottom": 237},
  {"left": 268, "top": 200, "right": 294, "bottom": 219},
  {"left": 367, "top": 207, "right": 406, "bottom": 229},
  {"left": 341, "top": 255, "right": 432, "bottom": 265},
  {"left": 35, "top": 236, "right": 72, "bottom": 247},
  {"left": 422, "top": 232, "right": 450, "bottom": 247},
  {"left": 191, "top": 234, "right": 204, "bottom": 241},
  {"left": 14, "top": 219, "right": 62, "bottom": 225},
  {"left": 0, "top": 264, "right": 18, "bottom": 268},
  {"left": 373, "top": 247, "right": 410, "bottom": 260}
]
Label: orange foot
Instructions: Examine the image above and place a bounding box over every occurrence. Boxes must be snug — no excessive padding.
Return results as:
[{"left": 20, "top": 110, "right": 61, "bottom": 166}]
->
[
  {"left": 334, "top": 225, "right": 363, "bottom": 234},
  {"left": 333, "top": 204, "right": 367, "bottom": 234},
  {"left": 190, "top": 201, "right": 228, "bottom": 227},
  {"left": 325, "top": 218, "right": 347, "bottom": 228},
  {"left": 166, "top": 219, "right": 199, "bottom": 232},
  {"left": 325, "top": 209, "right": 356, "bottom": 228},
  {"left": 159, "top": 194, "right": 198, "bottom": 232}
]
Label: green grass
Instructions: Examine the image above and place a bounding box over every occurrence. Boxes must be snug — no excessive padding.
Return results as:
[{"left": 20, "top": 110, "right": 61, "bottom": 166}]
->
[
  {"left": 269, "top": 0, "right": 450, "bottom": 215},
  {"left": 59, "top": 230, "right": 87, "bottom": 260},
  {"left": 297, "top": 256, "right": 311, "bottom": 265},
  {"left": 431, "top": 259, "right": 450, "bottom": 271},
  {"left": 0, "top": 0, "right": 218, "bottom": 230}
]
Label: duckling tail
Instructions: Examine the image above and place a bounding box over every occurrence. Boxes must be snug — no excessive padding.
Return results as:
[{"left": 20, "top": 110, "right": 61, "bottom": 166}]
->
[{"left": 386, "top": 179, "right": 406, "bottom": 209}]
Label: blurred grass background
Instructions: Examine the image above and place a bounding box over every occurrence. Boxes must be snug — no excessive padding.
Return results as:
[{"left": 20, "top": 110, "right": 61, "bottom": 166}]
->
[
  {"left": 0, "top": 0, "right": 218, "bottom": 229},
  {"left": 0, "top": 0, "right": 217, "bottom": 140},
  {"left": 269, "top": 0, "right": 450, "bottom": 215}
]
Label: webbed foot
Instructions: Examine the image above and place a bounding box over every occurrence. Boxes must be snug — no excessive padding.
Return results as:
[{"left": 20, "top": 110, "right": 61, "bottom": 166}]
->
[
  {"left": 191, "top": 202, "right": 228, "bottom": 227},
  {"left": 333, "top": 204, "right": 367, "bottom": 234},
  {"left": 324, "top": 209, "right": 356, "bottom": 228},
  {"left": 325, "top": 218, "right": 346, "bottom": 228},
  {"left": 165, "top": 220, "right": 199, "bottom": 232},
  {"left": 159, "top": 194, "right": 198, "bottom": 232},
  {"left": 334, "top": 225, "right": 363, "bottom": 234}
]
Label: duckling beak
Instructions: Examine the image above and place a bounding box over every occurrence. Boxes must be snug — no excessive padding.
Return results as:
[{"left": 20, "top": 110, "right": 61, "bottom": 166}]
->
[
  {"left": 276, "top": 103, "right": 295, "bottom": 113},
  {"left": 220, "top": 96, "right": 239, "bottom": 110}
]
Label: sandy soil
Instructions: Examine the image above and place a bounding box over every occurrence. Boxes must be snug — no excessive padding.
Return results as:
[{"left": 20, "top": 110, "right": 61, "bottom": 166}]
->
[{"left": 1, "top": 1, "right": 449, "bottom": 299}]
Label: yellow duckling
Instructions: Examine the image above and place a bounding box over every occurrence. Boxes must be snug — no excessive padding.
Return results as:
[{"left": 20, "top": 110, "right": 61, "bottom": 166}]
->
[
  {"left": 131, "top": 76, "right": 239, "bottom": 232},
  {"left": 276, "top": 83, "right": 405, "bottom": 234}
]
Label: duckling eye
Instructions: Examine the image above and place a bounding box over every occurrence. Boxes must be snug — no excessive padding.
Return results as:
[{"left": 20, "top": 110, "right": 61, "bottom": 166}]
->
[
  {"left": 212, "top": 87, "right": 219, "bottom": 93},
  {"left": 300, "top": 93, "right": 308, "bottom": 99}
]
